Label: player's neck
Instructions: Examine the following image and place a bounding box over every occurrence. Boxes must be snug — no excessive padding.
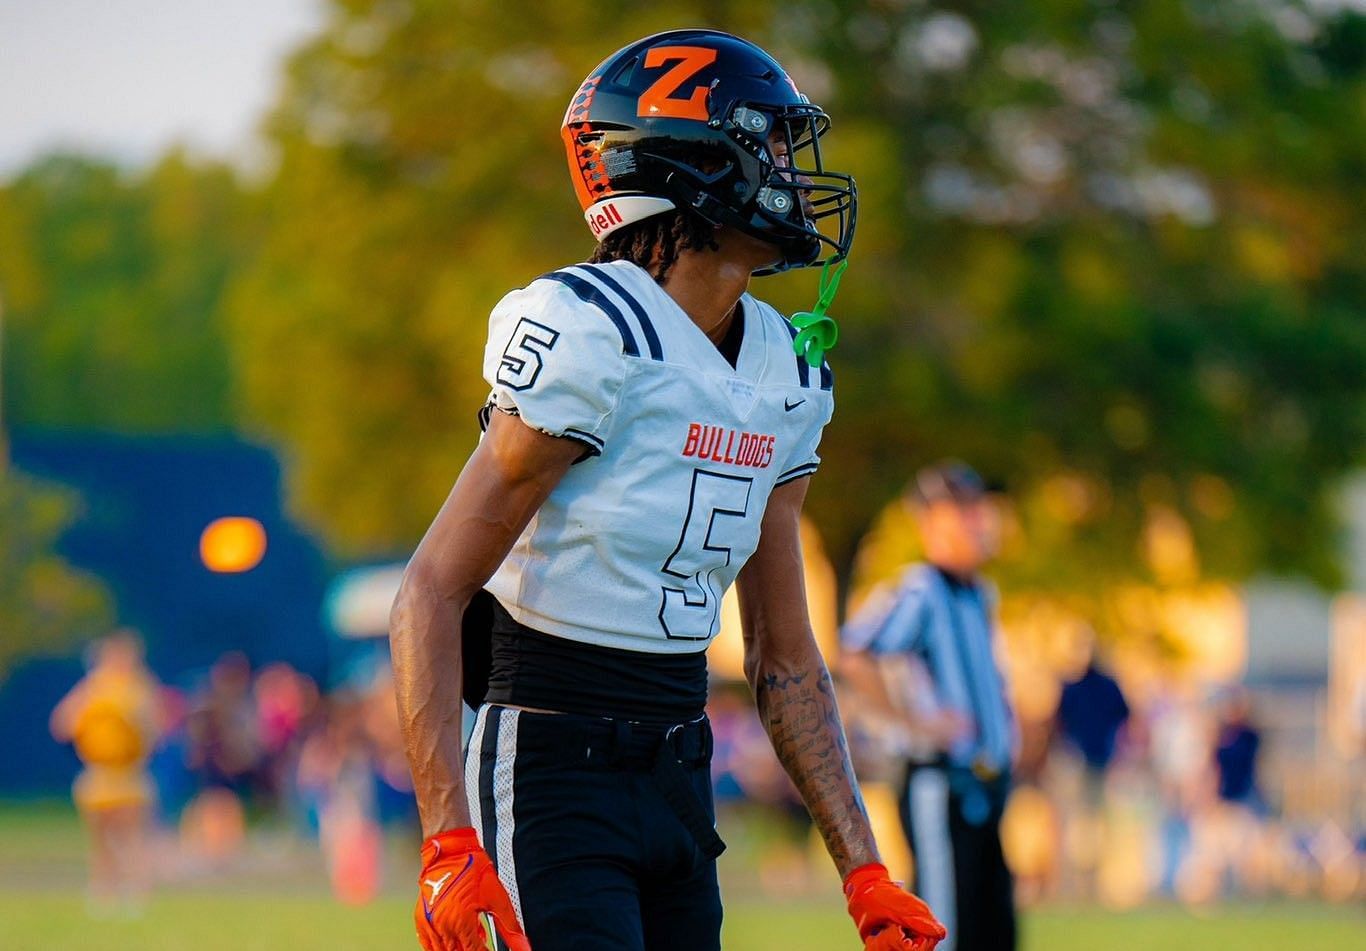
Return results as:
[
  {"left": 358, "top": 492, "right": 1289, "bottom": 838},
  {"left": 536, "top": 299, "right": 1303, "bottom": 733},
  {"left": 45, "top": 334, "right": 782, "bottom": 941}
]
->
[
  {"left": 660, "top": 231, "right": 776, "bottom": 346},
  {"left": 660, "top": 253, "right": 750, "bottom": 345}
]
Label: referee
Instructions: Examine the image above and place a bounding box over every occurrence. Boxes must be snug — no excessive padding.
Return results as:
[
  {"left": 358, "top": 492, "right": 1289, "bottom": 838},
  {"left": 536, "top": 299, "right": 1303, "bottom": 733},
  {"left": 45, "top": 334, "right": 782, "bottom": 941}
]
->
[{"left": 841, "top": 461, "right": 1017, "bottom": 951}]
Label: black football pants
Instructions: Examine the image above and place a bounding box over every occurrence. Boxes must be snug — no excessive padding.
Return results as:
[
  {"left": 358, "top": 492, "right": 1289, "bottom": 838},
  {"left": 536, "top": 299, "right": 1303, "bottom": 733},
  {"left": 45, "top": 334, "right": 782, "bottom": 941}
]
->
[
  {"left": 465, "top": 705, "right": 723, "bottom": 951},
  {"left": 898, "top": 765, "right": 1016, "bottom": 951}
]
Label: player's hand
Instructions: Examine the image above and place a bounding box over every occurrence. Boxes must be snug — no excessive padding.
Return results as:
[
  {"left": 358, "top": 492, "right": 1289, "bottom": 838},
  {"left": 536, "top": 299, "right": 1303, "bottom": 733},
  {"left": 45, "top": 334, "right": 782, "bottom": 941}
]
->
[
  {"left": 414, "top": 828, "right": 530, "bottom": 951},
  {"left": 844, "top": 863, "right": 946, "bottom": 951}
]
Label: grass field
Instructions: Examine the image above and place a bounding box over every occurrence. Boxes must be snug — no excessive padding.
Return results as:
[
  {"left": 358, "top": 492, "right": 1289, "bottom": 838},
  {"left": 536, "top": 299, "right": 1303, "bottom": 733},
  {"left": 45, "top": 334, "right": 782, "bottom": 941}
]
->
[
  {"left": 1, "top": 803, "right": 1359, "bottom": 950},
  {"left": 1, "top": 892, "right": 1361, "bottom": 951}
]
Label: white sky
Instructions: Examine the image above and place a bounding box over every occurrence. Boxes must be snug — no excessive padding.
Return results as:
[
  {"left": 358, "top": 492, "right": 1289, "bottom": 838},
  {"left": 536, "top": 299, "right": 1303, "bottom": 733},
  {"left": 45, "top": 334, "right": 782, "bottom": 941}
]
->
[{"left": 0, "top": 0, "right": 322, "bottom": 175}]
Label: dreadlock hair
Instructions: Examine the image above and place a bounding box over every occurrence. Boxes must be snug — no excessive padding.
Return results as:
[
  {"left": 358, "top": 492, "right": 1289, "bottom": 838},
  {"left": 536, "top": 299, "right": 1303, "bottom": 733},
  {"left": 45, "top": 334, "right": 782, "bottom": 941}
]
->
[{"left": 589, "top": 209, "right": 720, "bottom": 285}]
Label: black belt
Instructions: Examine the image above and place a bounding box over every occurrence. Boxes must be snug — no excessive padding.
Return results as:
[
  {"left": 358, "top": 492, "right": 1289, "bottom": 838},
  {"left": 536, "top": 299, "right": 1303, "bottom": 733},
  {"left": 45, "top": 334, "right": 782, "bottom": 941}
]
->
[
  {"left": 649, "top": 721, "right": 726, "bottom": 860},
  {"left": 508, "top": 709, "right": 726, "bottom": 860}
]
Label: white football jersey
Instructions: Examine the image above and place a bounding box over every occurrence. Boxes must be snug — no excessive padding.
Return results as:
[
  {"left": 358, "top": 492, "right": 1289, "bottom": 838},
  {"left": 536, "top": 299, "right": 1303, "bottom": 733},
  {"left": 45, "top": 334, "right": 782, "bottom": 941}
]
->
[{"left": 480, "top": 260, "right": 834, "bottom": 653}]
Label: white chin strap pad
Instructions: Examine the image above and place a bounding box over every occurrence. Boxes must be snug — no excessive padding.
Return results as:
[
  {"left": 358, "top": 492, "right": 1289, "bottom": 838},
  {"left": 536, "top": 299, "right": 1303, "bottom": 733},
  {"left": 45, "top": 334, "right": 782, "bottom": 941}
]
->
[{"left": 584, "top": 196, "right": 677, "bottom": 240}]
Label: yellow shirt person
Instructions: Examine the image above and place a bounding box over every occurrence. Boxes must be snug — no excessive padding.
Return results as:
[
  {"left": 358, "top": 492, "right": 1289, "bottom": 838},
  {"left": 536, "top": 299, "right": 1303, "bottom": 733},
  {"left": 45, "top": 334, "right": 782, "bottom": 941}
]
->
[{"left": 50, "top": 630, "right": 163, "bottom": 908}]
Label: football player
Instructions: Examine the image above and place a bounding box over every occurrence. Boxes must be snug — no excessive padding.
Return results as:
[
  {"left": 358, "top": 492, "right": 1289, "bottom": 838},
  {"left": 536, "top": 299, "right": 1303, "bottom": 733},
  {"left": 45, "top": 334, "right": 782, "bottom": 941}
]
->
[{"left": 390, "top": 29, "right": 946, "bottom": 951}]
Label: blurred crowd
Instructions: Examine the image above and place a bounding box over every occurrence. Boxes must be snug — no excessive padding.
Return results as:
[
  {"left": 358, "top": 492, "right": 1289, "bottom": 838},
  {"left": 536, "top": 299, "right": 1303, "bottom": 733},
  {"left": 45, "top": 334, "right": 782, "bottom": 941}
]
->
[
  {"left": 51, "top": 630, "right": 1363, "bottom": 912},
  {"left": 995, "top": 663, "right": 1364, "bottom": 909},
  {"left": 51, "top": 634, "right": 415, "bottom": 909}
]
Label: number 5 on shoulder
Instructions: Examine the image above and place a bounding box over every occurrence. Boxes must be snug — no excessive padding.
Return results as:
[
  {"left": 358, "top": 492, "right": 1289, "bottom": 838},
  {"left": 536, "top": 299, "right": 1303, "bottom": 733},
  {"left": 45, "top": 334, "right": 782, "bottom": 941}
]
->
[{"left": 497, "top": 318, "right": 561, "bottom": 392}]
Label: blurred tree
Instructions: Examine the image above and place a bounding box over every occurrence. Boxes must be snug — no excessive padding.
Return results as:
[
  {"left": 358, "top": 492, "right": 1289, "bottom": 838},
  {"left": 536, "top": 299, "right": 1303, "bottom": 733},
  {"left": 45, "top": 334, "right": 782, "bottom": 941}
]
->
[
  {"left": 229, "top": 0, "right": 1365, "bottom": 592},
  {"left": 0, "top": 152, "right": 251, "bottom": 433},
  {"left": 0, "top": 468, "right": 111, "bottom": 680},
  {"left": 795, "top": 0, "right": 1366, "bottom": 590},
  {"left": 227, "top": 0, "right": 779, "bottom": 552}
]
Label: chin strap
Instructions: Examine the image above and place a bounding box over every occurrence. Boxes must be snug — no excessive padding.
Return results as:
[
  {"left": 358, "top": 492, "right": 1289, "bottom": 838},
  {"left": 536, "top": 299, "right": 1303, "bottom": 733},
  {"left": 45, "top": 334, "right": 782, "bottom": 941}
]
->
[{"left": 790, "top": 256, "right": 847, "bottom": 368}]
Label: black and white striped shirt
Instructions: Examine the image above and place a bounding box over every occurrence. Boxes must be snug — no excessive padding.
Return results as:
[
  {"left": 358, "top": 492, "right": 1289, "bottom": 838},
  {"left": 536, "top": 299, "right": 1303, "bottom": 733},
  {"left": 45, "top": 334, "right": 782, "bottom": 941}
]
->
[{"left": 842, "top": 563, "right": 1015, "bottom": 773}]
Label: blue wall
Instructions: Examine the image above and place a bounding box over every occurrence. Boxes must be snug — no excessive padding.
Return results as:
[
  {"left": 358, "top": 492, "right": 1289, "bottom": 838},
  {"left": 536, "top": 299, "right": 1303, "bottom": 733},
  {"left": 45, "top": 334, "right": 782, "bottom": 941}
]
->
[{"left": 3, "top": 432, "right": 332, "bottom": 795}]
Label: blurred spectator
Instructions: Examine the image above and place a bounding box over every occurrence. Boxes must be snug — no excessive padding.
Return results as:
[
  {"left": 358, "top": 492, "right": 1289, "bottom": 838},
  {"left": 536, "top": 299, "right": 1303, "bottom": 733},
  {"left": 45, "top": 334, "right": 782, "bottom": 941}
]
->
[
  {"left": 1178, "top": 688, "right": 1270, "bottom": 902},
  {"left": 1057, "top": 658, "right": 1130, "bottom": 778},
  {"left": 1214, "top": 689, "right": 1261, "bottom": 809},
  {"left": 146, "top": 684, "right": 196, "bottom": 825},
  {"left": 49, "top": 629, "right": 164, "bottom": 913},
  {"left": 182, "top": 652, "right": 259, "bottom": 864},
  {"left": 841, "top": 461, "right": 1016, "bottom": 951},
  {"left": 1055, "top": 655, "right": 1130, "bottom": 899},
  {"left": 296, "top": 690, "right": 384, "bottom": 904},
  {"left": 253, "top": 662, "right": 319, "bottom": 808}
]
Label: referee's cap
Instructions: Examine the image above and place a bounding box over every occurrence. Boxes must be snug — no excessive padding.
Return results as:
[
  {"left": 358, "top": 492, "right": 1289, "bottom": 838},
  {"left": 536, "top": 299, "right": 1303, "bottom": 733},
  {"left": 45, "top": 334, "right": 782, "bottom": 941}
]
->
[{"left": 909, "top": 460, "right": 999, "bottom": 507}]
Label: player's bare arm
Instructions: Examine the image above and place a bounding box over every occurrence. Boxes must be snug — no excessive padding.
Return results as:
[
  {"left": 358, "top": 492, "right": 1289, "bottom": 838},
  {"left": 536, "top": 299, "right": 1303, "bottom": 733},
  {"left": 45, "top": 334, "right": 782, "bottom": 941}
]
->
[
  {"left": 740, "top": 479, "right": 946, "bottom": 948},
  {"left": 389, "top": 409, "right": 582, "bottom": 837},
  {"left": 736, "top": 476, "right": 878, "bottom": 876}
]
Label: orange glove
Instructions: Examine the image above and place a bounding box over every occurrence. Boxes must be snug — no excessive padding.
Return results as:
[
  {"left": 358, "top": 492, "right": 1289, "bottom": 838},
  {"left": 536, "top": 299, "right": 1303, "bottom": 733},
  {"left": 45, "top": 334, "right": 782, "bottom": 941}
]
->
[
  {"left": 844, "top": 863, "right": 947, "bottom": 951},
  {"left": 415, "top": 828, "right": 531, "bottom": 951}
]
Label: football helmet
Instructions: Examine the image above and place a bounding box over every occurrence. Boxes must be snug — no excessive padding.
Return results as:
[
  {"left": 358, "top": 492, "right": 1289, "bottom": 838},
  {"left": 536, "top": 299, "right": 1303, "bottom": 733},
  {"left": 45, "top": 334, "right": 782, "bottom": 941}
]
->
[{"left": 562, "top": 29, "right": 857, "bottom": 274}]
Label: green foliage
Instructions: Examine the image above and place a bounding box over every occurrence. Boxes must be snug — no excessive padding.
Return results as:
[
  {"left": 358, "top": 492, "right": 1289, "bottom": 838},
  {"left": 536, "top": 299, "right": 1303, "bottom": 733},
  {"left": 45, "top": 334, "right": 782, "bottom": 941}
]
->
[
  {"left": 214, "top": 0, "right": 1363, "bottom": 588},
  {"left": 0, "top": 152, "right": 251, "bottom": 433},
  {"left": 0, "top": 467, "right": 111, "bottom": 679},
  {"left": 799, "top": 0, "right": 1366, "bottom": 587}
]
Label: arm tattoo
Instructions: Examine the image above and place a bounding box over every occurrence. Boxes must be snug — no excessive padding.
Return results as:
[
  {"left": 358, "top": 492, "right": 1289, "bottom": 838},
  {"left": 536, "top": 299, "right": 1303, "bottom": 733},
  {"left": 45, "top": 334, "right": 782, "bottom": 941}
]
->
[{"left": 754, "top": 661, "right": 879, "bottom": 877}]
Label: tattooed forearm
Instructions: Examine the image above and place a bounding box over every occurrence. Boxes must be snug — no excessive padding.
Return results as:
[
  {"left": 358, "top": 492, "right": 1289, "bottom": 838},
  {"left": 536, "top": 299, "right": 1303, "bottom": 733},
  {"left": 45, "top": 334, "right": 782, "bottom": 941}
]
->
[{"left": 753, "top": 657, "right": 880, "bottom": 877}]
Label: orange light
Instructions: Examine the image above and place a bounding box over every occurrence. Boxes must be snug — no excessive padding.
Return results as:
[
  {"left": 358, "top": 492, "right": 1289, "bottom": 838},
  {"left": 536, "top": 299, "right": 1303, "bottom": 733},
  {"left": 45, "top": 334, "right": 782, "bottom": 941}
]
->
[{"left": 200, "top": 517, "right": 267, "bottom": 573}]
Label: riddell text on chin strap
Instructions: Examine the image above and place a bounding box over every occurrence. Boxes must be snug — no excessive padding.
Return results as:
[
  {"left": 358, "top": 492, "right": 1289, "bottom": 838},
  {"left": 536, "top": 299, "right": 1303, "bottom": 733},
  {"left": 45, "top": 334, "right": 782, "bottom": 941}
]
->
[{"left": 790, "top": 255, "right": 847, "bottom": 368}]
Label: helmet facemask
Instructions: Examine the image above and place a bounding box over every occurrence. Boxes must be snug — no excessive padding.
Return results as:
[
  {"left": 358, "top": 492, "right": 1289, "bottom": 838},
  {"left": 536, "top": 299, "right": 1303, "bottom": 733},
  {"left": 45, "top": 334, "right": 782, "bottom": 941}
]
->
[
  {"left": 635, "top": 101, "right": 856, "bottom": 275},
  {"left": 736, "top": 102, "right": 857, "bottom": 275}
]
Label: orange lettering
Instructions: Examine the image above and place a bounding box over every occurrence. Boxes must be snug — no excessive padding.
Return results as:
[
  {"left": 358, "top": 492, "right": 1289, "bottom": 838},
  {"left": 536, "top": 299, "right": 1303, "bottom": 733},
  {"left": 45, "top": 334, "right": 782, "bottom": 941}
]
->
[
  {"left": 682, "top": 423, "right": 701, "bottom": 457},
  {"left": 637, "top": 46, "right": 718, "bottom": 121}
]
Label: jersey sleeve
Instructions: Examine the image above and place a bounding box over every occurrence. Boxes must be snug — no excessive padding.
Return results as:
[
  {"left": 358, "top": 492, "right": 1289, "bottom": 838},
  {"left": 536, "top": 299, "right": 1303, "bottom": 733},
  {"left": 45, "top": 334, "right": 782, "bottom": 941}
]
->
[
  {"left": 481, "top": 278, "right": 628, "bottom": 454},
  {"left": 774, "top": 391, "right": 834, "bottom": 486}
]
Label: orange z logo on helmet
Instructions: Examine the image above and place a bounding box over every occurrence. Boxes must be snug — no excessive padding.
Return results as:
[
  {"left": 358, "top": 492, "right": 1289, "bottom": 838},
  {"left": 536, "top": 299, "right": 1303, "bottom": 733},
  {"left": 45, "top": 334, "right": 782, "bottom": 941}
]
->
[{"left": 637, "top": 46, "right": 718, "bottom": 120}]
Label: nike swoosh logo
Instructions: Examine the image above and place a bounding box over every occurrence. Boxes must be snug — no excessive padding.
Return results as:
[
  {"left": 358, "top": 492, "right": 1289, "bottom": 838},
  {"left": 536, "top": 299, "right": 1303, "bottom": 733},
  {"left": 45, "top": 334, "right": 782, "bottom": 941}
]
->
[
  {"left": 422, "top": 854, "right": 474, "bottom": 922},
  {"left": 784, "top": 398, "right": 806, "bottom": 412}
]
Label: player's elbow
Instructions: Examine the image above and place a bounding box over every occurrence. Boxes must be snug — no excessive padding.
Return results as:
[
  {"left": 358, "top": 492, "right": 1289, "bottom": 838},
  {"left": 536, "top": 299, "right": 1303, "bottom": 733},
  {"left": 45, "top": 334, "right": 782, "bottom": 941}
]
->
[
  {"left": 389, "top": 556, "right": 458, "bottom": 642},
  {"left": 742, "top": 628, "right": 822, "bottom": 693}
]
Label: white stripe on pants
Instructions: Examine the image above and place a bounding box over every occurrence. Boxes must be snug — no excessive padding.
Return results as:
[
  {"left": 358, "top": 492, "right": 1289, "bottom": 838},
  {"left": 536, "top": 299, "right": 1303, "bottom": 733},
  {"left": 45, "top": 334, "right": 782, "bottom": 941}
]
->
[
  {"left": 464, "top": 706, "right": 526, "bottom": 948},
  {"left": 492, "top": 709, "right": 522, "bottom": 926},
  {"left": 908, "top": 769, "right": 956, "bottom": 951}
]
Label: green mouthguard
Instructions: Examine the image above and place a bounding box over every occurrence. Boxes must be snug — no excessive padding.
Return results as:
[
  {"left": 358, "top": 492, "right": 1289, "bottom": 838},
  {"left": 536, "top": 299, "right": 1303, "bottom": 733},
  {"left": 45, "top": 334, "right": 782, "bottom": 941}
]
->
[{"left": 790, "top": 256, "right": 848, "bottom": 368}]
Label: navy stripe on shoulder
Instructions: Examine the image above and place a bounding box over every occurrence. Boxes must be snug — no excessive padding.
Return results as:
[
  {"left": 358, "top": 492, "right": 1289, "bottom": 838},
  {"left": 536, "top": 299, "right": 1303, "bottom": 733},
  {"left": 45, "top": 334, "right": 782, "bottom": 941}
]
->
[
  {"left": 572, "top": 264, "right": 664, "bottom": 361},
  {"left": 819, "top": 360, "right": 833, "bottom": 391},
  {"left": 777, "top": 317, "right": 813, "bottom": 388},
  {"left": 538, "top": 270, "right": 640, "bottom": 358}
]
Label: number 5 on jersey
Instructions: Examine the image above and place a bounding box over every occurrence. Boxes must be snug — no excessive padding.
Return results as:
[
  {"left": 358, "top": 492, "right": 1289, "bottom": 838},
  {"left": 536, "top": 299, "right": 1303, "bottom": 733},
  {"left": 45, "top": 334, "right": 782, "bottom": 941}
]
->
[
  {"left": 659, "top": 469, "right": 754, "bottom": 640},
  {"left": 497, "top": 318, "right": 560, "bottom": 391}
]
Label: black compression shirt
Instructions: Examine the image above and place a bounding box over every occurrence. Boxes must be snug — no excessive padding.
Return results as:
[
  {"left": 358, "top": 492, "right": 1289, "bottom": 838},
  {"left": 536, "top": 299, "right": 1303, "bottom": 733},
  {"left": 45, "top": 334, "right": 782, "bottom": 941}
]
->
[{"left": 483, "top": 598, "right": 708, "bottom": 725}]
